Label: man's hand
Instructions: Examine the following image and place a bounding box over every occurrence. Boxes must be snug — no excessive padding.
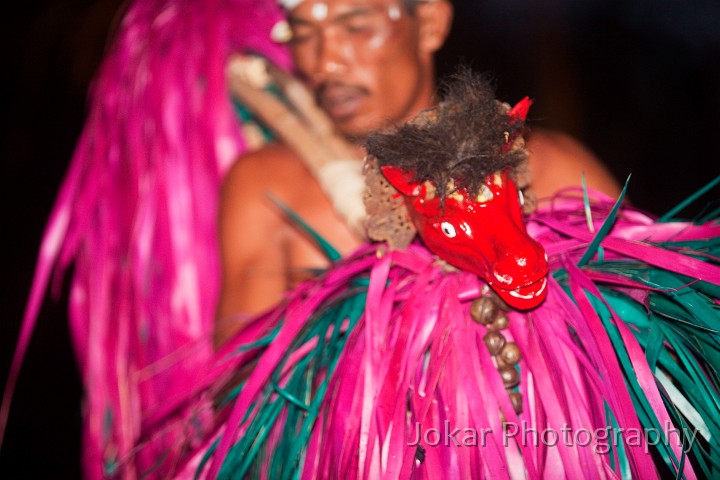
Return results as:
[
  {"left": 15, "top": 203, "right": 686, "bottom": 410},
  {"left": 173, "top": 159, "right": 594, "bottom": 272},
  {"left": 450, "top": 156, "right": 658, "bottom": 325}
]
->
[
  {"left": 226, "top": 54, "right": 366, "bottom": 235},
  {"left": 226, "top": 54, "right": 360, "bottom": 165}
]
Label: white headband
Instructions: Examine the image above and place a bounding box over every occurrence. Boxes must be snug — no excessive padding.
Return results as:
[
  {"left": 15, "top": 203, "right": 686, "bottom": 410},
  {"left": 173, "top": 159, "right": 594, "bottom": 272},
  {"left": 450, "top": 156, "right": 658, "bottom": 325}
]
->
[
  {"left": 277, "top": 0, "right": 304, "bottom": 10},
  {"left": 277, "top": 0, "right": 437, "bottom": 10}
]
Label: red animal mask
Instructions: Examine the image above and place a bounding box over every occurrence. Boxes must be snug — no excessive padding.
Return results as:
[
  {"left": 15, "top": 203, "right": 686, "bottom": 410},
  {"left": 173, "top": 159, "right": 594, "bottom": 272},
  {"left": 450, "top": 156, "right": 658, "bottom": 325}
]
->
[
  {"left": 366, "top": 73, "right": 548, "bottom": 309},
  {"left": 381, "top": 166, "right": 548, "bottom": 310}
]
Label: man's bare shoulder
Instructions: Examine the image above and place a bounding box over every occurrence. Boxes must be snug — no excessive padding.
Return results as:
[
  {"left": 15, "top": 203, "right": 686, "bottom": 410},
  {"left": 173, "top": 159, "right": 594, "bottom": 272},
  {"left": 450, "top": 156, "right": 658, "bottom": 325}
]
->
[
  {"left": 224, "top": 143, "right": 309, "bottom": 193},
  {"left": 218, "top": 143, "right": 311, "bottom": 266},
  {"left": 526, "top": 128, "right": 621, "bottom": 199}
]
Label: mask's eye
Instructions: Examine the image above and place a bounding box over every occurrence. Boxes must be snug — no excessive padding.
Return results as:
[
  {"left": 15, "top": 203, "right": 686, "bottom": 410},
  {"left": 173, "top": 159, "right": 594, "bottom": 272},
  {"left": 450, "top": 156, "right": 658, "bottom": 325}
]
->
[
  {"left": 477, "top": 184, "right": 494, "bottom": 203},
  {"left": 518, "top": 189, "right": 525, "bottom": 206},
  {"left": 440, "top": 222, "right": 456, "bottom": 238}
]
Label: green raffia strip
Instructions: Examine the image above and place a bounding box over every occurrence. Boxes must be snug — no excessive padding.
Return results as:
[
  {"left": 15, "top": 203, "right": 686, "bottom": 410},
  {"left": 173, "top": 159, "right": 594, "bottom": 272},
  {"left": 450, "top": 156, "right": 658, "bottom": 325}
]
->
[
  {"left": 266, "top": 193, "right": 342, "bottom": 262},
  {"left": 605, "top": 405, "right": 630, "bottom": 478},
  {"left": 698, "top": 204, "right": 720, "bottom": 224},
  {"left": 231, "top": 87, "right": 282, "bottom": 142},
  {"left": 577, "top": 175, "right": 631, "bottom": 267},
  {"left": 659, "top": 175, "right": 720, "bottom": 223},
  {"left": 582, "top": 173, "right": 595, "bottom": 233}
]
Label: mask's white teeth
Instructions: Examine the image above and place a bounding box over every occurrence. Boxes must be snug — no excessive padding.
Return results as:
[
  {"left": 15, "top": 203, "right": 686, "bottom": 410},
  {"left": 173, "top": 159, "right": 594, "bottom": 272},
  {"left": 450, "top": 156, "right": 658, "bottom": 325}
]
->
[
  {"left": 508, "top": 290, "right": 532, "bottom": 300},
  {"left": 494, "top": 272, "right": 513, "bottom": 285},
  {"left": 508, "top": 278, "right": 547, "bottom": 300}
]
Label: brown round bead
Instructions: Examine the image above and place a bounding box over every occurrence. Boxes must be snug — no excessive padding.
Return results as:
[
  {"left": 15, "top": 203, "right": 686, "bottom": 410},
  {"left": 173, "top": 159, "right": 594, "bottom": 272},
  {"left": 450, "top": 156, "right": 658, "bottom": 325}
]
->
[
  {"left": 509, "top": 392, "right": 523, "bottom": 414},
  {"left": 500, "top": 342, "right": 521, "bottom": 365},
  {"left": 498, "top": 366, "right": 520, "bottom": 388},
  {"left": 483, "top": 331, "right": 506, "bottom": 356},
  {"left": 492, "top": 312, "right": 509, "bottom": 330},
  {"left": 492, "top": 293, "right": 511, "bottom": 312},
  {"left": 470, "top": 295, "right": 497, "bottom": 325}
]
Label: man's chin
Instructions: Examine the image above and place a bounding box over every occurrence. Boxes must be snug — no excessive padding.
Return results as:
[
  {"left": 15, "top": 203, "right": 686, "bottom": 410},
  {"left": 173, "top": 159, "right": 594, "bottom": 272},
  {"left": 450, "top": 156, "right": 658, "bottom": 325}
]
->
[
  {"left": 334, "top": 117, "right": 382, "bottom": 144},
  {"left": 333, "top": 125, "right": 366, "bottom": 144}
]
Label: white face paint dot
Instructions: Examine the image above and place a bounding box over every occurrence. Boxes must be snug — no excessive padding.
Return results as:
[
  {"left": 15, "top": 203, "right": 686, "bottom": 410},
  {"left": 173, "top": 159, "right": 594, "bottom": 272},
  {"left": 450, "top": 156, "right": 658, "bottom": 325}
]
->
[
  {"left": 388, "top": 5, "right": 401, "bottom": 20},
  {"left": 311, "top": 2, "right": 328, "bottom": 20}
]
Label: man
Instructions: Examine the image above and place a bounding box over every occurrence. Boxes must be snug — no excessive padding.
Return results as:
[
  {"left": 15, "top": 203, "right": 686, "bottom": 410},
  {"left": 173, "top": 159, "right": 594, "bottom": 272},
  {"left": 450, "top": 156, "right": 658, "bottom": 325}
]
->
[{"left": 215, "top": 0, "right": 620, "bottom": 344}]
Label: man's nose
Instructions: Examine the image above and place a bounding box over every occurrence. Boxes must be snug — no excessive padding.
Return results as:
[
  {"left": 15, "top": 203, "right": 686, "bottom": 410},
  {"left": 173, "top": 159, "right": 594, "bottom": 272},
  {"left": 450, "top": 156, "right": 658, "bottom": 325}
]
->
[{"left": 312, "top": 31, "right": 350, "bottom": 82}]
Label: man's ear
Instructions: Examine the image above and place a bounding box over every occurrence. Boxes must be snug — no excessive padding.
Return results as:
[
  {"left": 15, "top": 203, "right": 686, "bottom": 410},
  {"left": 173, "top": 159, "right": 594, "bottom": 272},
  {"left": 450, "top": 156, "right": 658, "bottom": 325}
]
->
[{"left": 416, "top": 0, "right": 453, "bottom": 54}]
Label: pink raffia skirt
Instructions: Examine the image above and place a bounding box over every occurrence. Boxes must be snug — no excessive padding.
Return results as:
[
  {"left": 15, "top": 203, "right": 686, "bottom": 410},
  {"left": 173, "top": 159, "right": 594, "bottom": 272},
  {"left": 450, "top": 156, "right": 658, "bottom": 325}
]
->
[{"left": 133, "top": 194, "right": 720, "bottom": 479}]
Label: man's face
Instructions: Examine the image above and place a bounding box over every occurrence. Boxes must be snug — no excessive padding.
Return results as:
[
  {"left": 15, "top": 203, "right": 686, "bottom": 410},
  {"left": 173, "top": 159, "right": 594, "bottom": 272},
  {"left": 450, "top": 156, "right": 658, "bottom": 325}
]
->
[{"left": 287, "top": 0, "right": 434, "bottom": 140}]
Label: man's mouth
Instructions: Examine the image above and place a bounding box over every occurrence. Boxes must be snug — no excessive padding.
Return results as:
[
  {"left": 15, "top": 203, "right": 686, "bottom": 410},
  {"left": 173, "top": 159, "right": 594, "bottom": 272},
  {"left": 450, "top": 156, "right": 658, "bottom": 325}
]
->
[{"left": 317, "top": 84, "right": 368, "bottom": 120}]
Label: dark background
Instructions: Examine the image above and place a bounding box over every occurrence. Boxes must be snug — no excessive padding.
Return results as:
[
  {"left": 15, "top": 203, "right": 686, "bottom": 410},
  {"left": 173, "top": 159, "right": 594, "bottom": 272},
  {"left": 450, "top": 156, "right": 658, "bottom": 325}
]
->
[{"left": 1, "top": 0, "right": 719, "bottom": 477}]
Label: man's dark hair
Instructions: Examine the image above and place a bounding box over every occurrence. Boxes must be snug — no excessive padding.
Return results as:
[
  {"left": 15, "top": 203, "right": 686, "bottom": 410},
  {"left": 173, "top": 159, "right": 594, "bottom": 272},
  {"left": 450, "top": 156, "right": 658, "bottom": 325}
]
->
[
  {"left": 402, "top": 0, "right": 419, "bottom": 14},
  {"left": 403, "top": 0, "right": 447, "bottom": 16}
]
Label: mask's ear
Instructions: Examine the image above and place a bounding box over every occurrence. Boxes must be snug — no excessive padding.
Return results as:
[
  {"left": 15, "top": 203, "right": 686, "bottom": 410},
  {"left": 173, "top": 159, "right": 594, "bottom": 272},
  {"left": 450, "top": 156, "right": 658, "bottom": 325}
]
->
[
  {"left": 381, "top": 165, "right": 424, "bottom": 197},
  {"left": 509, "top": 97, "right": 532, "bottom": 123},
  {"left": 416, "top": 0, "right": 453, "bottom": 54}
]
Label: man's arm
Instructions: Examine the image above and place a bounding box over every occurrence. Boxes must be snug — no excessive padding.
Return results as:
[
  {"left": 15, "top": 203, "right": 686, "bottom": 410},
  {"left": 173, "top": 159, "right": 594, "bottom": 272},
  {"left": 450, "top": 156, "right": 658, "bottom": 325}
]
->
[{"left": 526, "top": 129, "right": 621, "bottom": 199}]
